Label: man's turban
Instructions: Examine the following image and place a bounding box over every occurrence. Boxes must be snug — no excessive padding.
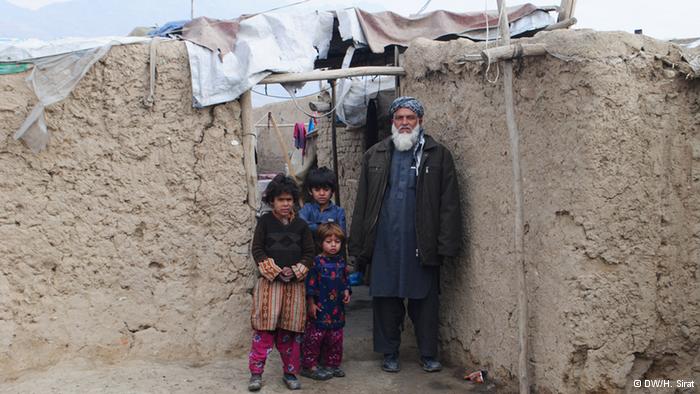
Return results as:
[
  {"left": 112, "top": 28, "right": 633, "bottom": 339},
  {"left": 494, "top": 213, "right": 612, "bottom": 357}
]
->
[{"left": 389, "top": 96, "right": 424, "bottom": 118}]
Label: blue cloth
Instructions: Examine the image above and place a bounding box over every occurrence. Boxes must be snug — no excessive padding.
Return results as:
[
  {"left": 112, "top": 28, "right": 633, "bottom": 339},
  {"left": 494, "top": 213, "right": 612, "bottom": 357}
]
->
[
  {"left": 148, "top": 20, "right": 188, "bottom": 37},
  {"left": 298, "top": 201, "right": 346, "bottom": 236},
  {"left": 306, "top": 255, "right": 350, "bottom": 330},
  {"left": 389, "top": 96, "right": 424, "bottom": 118},
  {"left": 369, "top": 149, "right": 436, "bottom": 299}
]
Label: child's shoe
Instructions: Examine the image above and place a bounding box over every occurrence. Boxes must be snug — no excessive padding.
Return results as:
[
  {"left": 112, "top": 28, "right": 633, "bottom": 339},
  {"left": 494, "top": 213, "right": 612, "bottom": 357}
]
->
[
  {"left": 301, "top": 367, "right": 332, "bottom": 380},
  {"left": 248, "top": 374, "right": 262, "bottom": 392},
  {"left": 282, "top": 374, "right": 302, "bottom": 390},
  {"left": 325, "top": 367, "right": 345, "bottom": 377}
]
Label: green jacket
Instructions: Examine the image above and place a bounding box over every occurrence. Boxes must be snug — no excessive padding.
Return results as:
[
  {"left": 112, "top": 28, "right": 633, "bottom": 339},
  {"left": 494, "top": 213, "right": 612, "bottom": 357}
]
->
[{"left": 348, "top": 134, "right": 462, "bottom": 268}]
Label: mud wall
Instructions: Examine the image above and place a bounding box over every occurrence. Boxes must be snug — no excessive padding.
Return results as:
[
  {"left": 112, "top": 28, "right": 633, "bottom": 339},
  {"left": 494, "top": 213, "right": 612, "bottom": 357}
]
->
[
  {"left": 402, "top": 31, "right": 699, "bottom": 392},
  {"left": 0, "top": 41, "right": 254, "bottom": 379}
]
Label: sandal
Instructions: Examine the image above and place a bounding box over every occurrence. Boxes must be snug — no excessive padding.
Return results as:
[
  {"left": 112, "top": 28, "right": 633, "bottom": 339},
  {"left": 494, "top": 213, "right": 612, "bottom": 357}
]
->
[{"left": 300, "top": 367, "right": 333, "bottom": 380}]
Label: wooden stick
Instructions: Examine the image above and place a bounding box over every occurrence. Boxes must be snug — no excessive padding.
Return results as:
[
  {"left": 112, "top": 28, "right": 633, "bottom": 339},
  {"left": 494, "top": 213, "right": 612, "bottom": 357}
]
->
[
  {"left": 268, "top": 112, "right": 297, "bottom": 180},
  {"left": 330, "top": 79, "right": 341, "bottom": 206},
  {"left": 496, "top": 0, "right": 530, "bottom": 393},
  {"left": 557, "top": 0, "right": 576, "bottom": 22},
  {"left": 481, "top": 43, "right": 547, "bottom": 64},
  {"left": 544, "top": 17, "right": 577, "bottom": 31},
  {"left": 260, "top": 66, "right": 405, "bottom": 84},
  {"left": 240, "top": 90, "right": 258, "bottom": 210}
]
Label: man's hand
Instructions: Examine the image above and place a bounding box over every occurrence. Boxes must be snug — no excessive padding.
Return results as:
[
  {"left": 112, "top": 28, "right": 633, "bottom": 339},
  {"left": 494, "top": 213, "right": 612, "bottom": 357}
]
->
[
  {"left": 280, "top": 266, "right": 294, "bottom": 282},
  {"left": 308, "top": 300, "right": 320, "bottom": 319},
  {"left": 347, "top": 256, "right": 357, "bottom": 273},
  {"left": 343, "top": 289, "right": 351, "bottom": 304}
]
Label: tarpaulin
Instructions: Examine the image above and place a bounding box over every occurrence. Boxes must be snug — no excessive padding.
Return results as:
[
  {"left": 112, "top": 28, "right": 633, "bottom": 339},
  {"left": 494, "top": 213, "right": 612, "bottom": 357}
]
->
[
  {"left": 352, "top": 4, "right": 549, "bottom": 53},
  {"left": 186, "top": 10, "right": 334, "bottom": 108},
  {"left": 182, "top": 16, "right": 245, "bottom": 60}
]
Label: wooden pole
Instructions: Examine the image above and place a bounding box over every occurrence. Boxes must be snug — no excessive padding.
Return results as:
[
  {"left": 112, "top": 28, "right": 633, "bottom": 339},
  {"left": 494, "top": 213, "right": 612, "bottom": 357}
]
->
[
  {"left": 557, "top": 0, "right": 577, "bottom": 22},
  {"left": 268, "top": 113, "right": 297, "bottom": 180},
  {"left": 240, "top": 90, "right": 258, "bottom": 210},
  {"left": 394, "top": 46, "right": 401, "bottom": 97},
  {"left": 496, "top": 0, "right": 530, "bottom": 393},
  {"left": 260, "top": 66, "right": 405, "bottom": 85},
  {"left": 481, "top": 43, "right": 547, "bottom": 64},
  {"left": 330, "top": 79, "right": 341, "bottom": 206},
  {"left": 544, "top": 17, "right": 577, "bottom": 31}
]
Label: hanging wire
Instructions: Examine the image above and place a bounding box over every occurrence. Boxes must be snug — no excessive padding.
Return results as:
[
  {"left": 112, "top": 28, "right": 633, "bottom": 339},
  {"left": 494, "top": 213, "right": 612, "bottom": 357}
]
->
[
  {"left": 252, "top": 85, "right": 331, "bottom": 99},
  {"left": 415, "top": 0, "right": 433, "bottom": 16}
]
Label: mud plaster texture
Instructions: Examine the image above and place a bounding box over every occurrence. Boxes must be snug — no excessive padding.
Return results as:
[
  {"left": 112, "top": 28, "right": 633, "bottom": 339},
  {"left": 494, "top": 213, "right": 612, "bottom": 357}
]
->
[
  {"left": 0, "top": 41, "right": 255, "bottom": 380},
  {"left": 402, "top": 30, "right": 700, "bottom": 393}
]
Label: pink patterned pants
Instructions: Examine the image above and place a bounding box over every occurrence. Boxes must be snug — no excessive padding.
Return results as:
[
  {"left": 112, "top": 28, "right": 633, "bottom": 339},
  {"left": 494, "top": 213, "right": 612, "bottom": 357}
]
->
[
  {"left": 248, "top": 329, "right": 302, "bottom": 375},
  {"left": 301, "top": 323, "right": 344, "bottom": 368}
]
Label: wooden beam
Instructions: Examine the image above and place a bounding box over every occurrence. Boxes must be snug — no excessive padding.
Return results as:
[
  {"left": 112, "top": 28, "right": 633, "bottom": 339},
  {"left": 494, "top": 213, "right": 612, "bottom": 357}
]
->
[
  {"left": 268, "top": 112, "right": 297, "bottom": 180},
  {"left": 557, "top": 0, "right": 577, "bottom": 22},
  {"left": 240, "top": 90, "right": 258, "bottom": 210},
  {"left": 260, "top": 66, "right": 405, "bottom": 84},
  {"left": 481, "top": 43, "right": 547, "bottom": 64},
  {"left": 496, "top": 0, "right": 530, "bottom": 393},
  {"left": 544, "top": 17, "right": 577, "bottom": 31},
  {"left": 330, "top": 79, "right": 341, "bottom": 206}
]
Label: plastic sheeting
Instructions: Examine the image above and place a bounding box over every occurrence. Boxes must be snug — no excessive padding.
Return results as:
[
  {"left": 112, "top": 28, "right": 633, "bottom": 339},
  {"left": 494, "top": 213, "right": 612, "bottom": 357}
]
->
[
  {"left": 0, "top": 36, "right": 149, "bottom": 62},
  {"left": 187, "top": 11, "right": 334, "bottom": 108},
  {"left": 2, "top": 36, "right": 150, "bottom": 152},
  {"left": 14, "top": 45, "right": 114, "bottom": 152}
]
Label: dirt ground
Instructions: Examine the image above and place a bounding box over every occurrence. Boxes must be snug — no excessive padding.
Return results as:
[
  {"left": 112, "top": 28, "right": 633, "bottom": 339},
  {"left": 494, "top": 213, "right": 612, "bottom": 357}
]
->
[{"left": 1, "top": 286, "right": 496, "bottom": 394}]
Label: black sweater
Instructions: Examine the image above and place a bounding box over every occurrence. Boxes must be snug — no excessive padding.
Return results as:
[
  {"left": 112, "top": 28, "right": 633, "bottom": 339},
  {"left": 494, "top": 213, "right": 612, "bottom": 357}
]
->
[{"left": 252, "top": 213, "right": 314, "bottom": 269}]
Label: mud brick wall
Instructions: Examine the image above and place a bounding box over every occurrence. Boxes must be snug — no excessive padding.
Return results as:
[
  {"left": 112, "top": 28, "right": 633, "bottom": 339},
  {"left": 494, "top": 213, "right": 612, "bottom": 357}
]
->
[
  {"left": 0, "top": 41, "right": 255, "bottom": 379},
  {"left": 402, "top": 30, "right": 699, "bottom": 393}
]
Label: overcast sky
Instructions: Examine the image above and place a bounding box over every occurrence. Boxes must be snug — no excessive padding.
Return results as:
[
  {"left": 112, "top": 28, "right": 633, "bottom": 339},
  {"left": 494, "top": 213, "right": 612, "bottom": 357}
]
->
[{"left": 5, "top": 0, "right": 699, "bottom": 40}]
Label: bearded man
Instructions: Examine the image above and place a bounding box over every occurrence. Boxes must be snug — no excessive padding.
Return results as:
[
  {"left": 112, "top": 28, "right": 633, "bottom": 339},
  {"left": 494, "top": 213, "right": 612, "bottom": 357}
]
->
[{"left": 349, "top": 96, "right": 462, "bottom": 373}]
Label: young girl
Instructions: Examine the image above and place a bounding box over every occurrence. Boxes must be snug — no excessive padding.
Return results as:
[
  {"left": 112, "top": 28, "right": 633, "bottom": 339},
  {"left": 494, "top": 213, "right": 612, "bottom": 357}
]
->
[
  {"left": 299, "top": 167, "right": 346, "bottom": 239},
  {"left": 248, "top": 174, "right": 315, "bottom": 392},
  {"left": 301, "top": 223, "right": 351, "bottom": 380}
]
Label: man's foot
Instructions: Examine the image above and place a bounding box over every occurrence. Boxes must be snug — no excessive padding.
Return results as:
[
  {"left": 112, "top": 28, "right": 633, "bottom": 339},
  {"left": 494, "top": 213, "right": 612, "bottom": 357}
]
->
[
  {"left": 300, "top": 367, "right": 333, "bottom": 380},
  {"left": 382, "top": 353, "right": 400, "bottom": 372},
  {"left": 419, "top": 356, "right": 443, "bottom": 372},
  {"left": 282, "top": 374, "right": 302, "bottom": 390},
  {"left": 325, "top": 367, "right": 345, "bottom": 377},
  {"left": 248, "top": 374, "right": 262, "bottom": 392}
]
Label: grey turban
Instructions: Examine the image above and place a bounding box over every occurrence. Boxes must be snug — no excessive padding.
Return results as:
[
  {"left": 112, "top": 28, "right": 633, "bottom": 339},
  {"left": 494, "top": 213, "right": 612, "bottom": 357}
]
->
[{"left": 389, "top": 96, "right": 424, "bottom": 118}]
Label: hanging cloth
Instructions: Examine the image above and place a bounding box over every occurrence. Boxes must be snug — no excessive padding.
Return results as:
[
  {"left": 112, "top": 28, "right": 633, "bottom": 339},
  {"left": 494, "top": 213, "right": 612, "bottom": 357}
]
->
[{"left": 293, "top": 122, "right": 307, "bottom": 156}]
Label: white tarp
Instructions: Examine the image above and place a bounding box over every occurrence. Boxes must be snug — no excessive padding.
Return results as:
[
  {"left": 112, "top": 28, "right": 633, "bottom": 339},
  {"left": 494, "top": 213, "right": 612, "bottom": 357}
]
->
[
  {"left": 187, "top": 11, "right": 334, "bottom": 108},
  {"left": 460, "top": 10, "right": 554, "bottom": 41},
  {"left": 0, "top": 36, "right": 149, "bottom": 62}
]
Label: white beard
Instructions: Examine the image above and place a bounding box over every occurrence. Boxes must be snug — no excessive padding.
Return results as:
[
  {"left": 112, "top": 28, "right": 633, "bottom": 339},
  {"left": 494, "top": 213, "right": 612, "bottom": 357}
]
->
[{"left": 391, "top": 124, "right": 421, "bottom": 152}]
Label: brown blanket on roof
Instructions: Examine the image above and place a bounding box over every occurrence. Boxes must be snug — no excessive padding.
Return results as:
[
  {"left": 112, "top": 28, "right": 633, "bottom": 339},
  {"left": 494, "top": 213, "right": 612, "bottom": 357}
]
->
[{"left": 355, "top": 3, "right": 539, "bottom": 53}]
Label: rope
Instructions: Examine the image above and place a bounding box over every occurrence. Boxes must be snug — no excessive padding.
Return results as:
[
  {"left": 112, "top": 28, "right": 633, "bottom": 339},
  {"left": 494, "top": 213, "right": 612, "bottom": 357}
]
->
[
  {"left": 415, "top": 0, "right": 432, "bottom": 15},
  {"left": 284, "top": 83, "right": 342, "bottom": 119},
  {"left": 143, "top": 38, "right": 160, "bottom": 108},
  {"left": 483, "top": 1, "right": 500, "bottom": 84},
  {"left": 252, "top": 85, "right": 331, "bottom": 99}
]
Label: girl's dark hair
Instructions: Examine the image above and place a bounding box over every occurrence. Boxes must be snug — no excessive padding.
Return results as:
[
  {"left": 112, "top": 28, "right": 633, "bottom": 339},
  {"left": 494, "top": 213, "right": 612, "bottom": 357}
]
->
[
  {"left": 304, "top": 167, "right": 337, "bottom": 201},
  {"left": 263, "top": 173, "right": 300, "bottom": 205}
]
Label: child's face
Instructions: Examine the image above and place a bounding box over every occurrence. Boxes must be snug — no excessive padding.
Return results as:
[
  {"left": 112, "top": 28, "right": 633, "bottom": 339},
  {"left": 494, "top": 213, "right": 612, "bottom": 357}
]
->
[
  {"left": 322, "top": 234, "right": 342, "bottom": 256},
  {"left": 271, "top": 192, "right": 294, "bottom": 218},
  {"left": 311, "top": 186, "right": 332, "bottom": 206}
]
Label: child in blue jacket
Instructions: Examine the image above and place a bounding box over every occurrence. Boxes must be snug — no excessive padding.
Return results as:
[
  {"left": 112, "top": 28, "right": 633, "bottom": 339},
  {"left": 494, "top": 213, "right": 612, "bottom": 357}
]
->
[{"left": 299, "top": 167, "right": 346, "bottom": 237}]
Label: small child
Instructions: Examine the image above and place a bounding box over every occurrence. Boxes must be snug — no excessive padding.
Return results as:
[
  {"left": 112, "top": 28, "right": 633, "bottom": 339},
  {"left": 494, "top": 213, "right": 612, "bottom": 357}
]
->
[
  {"left": 247, "top": 174, "right": 315, "bottom": 392},
  {"left": 299, "top": 167, "right": 346, "bottom": 239},
  {"left": 301, "top": 223, "right": 352, "bottom": 380}
]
